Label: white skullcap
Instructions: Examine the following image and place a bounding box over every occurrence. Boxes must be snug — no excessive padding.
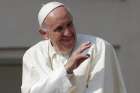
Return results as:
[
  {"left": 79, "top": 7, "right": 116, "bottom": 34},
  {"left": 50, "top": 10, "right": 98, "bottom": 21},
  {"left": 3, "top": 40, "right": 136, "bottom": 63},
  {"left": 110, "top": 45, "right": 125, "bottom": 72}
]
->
[{"left": 38, "top": 1, "right": 64, "bottom": 26}]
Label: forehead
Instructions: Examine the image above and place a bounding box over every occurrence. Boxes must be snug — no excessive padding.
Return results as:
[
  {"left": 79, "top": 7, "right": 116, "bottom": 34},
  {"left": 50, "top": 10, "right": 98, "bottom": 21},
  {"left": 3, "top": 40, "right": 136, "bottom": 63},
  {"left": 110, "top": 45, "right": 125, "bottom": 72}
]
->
[{"left": 44, "top": 6, "right": 72, "bottom": 27}]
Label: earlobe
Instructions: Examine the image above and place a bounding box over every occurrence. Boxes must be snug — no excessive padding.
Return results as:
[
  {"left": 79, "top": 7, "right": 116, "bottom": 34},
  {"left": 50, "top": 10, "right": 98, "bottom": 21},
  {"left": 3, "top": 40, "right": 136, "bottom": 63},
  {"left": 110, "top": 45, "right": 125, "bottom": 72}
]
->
[{"left": 38, "top": 29, "right": 49, "bottom": 40}]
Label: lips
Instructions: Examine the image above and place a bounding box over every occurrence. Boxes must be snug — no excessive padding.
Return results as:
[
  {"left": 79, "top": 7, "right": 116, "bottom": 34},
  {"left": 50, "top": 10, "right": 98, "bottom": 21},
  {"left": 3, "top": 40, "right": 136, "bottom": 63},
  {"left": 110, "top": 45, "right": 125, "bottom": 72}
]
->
[
  {"left": 62, "top": 38, "right": 72, "bottom": 41},
  {"left": 61, "top": 37, "right": 74, "bottom": 41},
  {"left": 61, "top": 38, "right": 75, "bottom": 45}
]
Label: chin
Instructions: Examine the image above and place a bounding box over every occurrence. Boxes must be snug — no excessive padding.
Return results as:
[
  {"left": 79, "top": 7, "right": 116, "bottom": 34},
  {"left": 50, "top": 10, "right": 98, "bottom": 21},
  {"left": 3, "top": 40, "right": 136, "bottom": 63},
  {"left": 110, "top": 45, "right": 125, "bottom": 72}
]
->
[
  {"left": 63, "top": 40, "right": 75, "bottom": 47},
  {"left": 59, "top": 45, "right": 74, "bottom": 54},
  {"left": 57, "top": 40, "right": 75, "bottom": 54},
  {"left": 60, "top": 49, "right": 72, "bottom": 55}
]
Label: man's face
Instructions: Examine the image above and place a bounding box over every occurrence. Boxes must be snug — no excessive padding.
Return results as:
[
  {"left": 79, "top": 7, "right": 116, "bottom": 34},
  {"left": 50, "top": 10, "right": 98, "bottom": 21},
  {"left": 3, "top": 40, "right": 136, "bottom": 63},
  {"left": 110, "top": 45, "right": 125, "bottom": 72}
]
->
[{"left": 43, "top": 6, "right": 76, "bottom": 54}]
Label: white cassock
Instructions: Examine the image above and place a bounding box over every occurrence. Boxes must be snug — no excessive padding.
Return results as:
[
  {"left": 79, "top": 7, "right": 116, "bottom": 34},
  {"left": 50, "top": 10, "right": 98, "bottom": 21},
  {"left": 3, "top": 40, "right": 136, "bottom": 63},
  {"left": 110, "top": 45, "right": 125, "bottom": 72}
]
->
[{"left": 21, "top": 33, "right": 127, "bottom": 93}]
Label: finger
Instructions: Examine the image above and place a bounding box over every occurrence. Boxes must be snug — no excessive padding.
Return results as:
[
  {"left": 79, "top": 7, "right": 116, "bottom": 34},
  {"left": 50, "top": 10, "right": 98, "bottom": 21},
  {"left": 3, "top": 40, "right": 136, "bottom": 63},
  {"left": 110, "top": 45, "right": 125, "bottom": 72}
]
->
[
  {"left": 76, "top": 54, "right": 90, "bottom": 66},
  {"left": 79, "top": 43, "right": 92, "bottom": 53},
  {"left": 77, "top": 53, "right": 90, "bottom": 61},
  {"left": 80, "top": 41, "right": 91, "bottom": 47}
]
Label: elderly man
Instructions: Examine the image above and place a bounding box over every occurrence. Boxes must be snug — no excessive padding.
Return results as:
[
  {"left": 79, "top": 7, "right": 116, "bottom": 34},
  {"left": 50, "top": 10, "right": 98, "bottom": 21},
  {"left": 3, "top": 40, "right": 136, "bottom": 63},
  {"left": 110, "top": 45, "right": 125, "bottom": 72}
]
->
[{"left": 21, "top": 1, "right": 127, "bottom": 93}]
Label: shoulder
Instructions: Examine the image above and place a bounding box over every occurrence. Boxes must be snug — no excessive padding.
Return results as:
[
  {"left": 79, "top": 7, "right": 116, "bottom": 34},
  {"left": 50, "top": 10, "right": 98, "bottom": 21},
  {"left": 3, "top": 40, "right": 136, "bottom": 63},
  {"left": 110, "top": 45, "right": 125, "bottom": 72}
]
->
[
  {"left": 96, "top": 36, "right": 111, "bottom": 47},
  {"left": 95, "top": 37, "right": 116, "bottom": 58},
  {"left": 77, "top": 33, "right": 113, "bottom": 53},
  {"left": 23, "top": 40, "right": 50, "bottom": 58},
  {"left": 77, "top": 33, "right": 111, "bottom": 46}
]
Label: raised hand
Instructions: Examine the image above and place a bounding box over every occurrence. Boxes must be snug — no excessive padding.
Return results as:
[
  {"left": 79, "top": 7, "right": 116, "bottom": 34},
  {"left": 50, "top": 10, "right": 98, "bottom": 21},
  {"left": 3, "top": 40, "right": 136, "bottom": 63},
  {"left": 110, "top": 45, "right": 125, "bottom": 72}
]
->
[{"left": 65, "top": 41, "right": 92, "bottom": 74}]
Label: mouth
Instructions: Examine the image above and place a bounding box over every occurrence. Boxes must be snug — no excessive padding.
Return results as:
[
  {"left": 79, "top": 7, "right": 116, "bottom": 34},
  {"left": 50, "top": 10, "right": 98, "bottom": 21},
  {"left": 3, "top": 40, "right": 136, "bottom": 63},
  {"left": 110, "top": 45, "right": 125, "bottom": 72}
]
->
[
  {"left": 62, "top": 38, "right": 72, "bottom": 41},
  {"left": 61, "top": 38, "right": 75, "bottom": 43},
  {"left": 62, "top": 35, "right": 75, "bottom": 40}
]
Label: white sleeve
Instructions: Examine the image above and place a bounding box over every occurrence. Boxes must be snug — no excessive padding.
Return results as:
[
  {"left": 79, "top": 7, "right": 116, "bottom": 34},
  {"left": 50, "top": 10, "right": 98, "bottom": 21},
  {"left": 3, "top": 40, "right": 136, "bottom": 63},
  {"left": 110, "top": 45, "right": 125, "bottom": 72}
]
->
[{"left": 21, "top": 51, "right": 72, "bottom": 93}]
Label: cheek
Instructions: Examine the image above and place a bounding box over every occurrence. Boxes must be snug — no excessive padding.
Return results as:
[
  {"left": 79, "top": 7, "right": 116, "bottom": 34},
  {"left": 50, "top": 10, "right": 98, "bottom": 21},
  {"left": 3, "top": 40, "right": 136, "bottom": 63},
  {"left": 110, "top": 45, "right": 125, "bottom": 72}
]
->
[
  {"left": 50, "top": 33, "right": 62, "bottom": 42},
  {"left": 71, "top": 28, "right": 76, "bottom": 36}
]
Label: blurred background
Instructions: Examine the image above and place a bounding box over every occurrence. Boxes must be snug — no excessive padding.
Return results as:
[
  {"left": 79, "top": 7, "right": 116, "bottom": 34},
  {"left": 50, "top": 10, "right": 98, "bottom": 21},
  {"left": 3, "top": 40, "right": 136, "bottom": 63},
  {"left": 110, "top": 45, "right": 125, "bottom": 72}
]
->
[{"left": 0, "top": 0, "right": 140, "bottom": 93}]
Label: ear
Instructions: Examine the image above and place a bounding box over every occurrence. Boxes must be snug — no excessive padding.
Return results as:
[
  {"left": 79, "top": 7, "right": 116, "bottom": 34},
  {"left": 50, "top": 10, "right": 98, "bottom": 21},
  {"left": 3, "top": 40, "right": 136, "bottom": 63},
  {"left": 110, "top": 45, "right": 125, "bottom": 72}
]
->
[{"left": 38, "top": 29, "right": 49, "bottom": 40}]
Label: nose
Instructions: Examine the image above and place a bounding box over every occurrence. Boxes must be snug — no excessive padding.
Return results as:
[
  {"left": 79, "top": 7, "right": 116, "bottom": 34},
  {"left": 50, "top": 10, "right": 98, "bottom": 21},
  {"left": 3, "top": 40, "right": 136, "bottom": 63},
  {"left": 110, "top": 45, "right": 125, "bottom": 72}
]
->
[{"left": 63, "top": 28, "right": 73, "bottom": 37}]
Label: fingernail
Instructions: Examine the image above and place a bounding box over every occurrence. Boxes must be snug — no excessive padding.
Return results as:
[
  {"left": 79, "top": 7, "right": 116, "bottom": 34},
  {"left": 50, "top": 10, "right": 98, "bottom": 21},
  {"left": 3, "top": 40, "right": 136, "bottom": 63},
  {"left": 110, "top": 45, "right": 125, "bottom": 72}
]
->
[
  {"left": 86, "top": 54, "right": 90, "bottom": 57},
  {"left": 87, "top": 41, "right": 91, "bottom": 44}
]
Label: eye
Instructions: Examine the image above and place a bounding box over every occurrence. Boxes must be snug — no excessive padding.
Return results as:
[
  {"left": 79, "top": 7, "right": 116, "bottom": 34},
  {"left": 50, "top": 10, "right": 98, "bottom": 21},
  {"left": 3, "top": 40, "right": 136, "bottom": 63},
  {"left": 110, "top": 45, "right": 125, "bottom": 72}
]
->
[
  {"left": 67, "top": 21, "right": 73, "bottom": 27},
  {"left": 54, "top": 26, "right": 63, "bottom": 32}
]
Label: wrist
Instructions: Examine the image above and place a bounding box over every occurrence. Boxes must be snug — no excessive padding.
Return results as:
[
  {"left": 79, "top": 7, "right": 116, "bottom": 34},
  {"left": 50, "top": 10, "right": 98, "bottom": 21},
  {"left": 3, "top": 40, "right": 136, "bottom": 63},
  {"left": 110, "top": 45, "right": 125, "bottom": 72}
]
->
[
  {"left": 66, "top": 67, "right": 73, "bottom": 74},
  {"left": 65, "top": 65, "right": 73, "bottom": 74}
]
